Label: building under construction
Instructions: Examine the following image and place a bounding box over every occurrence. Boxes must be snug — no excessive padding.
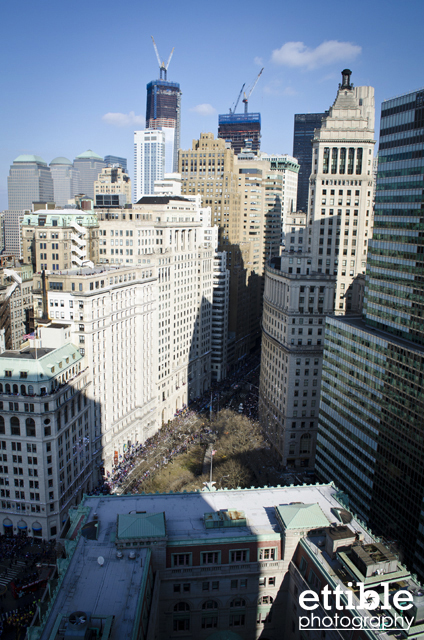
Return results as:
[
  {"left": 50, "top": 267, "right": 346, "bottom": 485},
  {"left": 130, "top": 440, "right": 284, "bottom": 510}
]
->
[
  {"left": 218, "top": 112, "right": 261, "bottom": 155},
  {"left": 145, "top": 37, "right": 181, "bottom": 172},
  {"left": 218, "top": 69, "right": 263, "bottom": 155}
]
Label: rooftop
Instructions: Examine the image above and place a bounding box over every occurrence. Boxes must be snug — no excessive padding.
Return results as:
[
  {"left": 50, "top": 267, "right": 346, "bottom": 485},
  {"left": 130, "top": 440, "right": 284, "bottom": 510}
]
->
[
  {"left": 13, "top": 154, "right": 46, "bottom": 165},
  {"left": 135, "top": 195, "right": 191, "bottom": 205},
  {"left": 79, "top": 484, "right": 357, "bottom": 544}
]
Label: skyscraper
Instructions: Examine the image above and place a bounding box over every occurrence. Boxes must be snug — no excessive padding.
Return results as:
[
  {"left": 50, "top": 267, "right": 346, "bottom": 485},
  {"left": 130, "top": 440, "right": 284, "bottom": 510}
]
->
[
  {"left": 146, "top": 80, "right": 181, "bottom": 172},
  {"left": 49, "top": 157, "right": 81, "bottom": 207},
  {"left": 104, "top": 155, "right": 127, "bottom": 173},
  {"left": 73, "top": 150, "right": 106, "bottom": 200},
  {"left": 133, "top": 129, "right": 166, "bottom": 201},
  {"left": 308, "top": 70, "right": 375, "bottom": 314},
  {"left": 218, "top": 112, "right": 261, "bottom": 155},
  {"left": 316, "top": 87, "right": 424, "bottom": 578},
  {"left": 7, "top": 155, "right": 54, "bottom": 211},
  {"left": 293, "top": 112, "right": 328, "bottom": 213}
]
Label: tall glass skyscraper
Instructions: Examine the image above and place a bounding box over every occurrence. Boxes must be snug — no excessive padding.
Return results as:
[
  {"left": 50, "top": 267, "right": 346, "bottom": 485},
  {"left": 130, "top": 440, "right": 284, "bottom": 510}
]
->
[
  {"left": 7, "top": 155, "right": 54, "bottom": 211},
  {"left": 316, "top": 88, "right": 424, "bottom": 578},
  {"left": 293, "top": 112, "right": 328, "bottom": 213},
  {"left": 145, "top": 80, "right": 181, "bottom": 173}
]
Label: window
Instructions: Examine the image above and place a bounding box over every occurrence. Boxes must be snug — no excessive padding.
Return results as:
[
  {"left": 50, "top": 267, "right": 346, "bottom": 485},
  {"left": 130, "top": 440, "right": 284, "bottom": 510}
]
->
[
  {"left": 10, "top": 417, "right": 20, "bottom": 436},
  {"left": 201, "top": 551, "right": 220, "bottom": 565},
  {"left": 173, "top": 602, "right": 190, "bottom": 631},
  {"left": 259, "top": 548, "right": 276, "bottom": 561},
  {"left": 229, "top": 614, "right": 245, "bottom": 627},
  {"left": 202, "top": 600, "right": 218, "bottom": 610},
  {"left": 230, "top": 549, "right": 249, "bottom": 563},
  {"left": 230, "top": 598, "right": 245, "bottom": 607},
  {"left": 172, "top": 553, "right": 191, "bottom": 567},
  {"left": 26, "top": 418, "right": 36, "bottom": 437}
]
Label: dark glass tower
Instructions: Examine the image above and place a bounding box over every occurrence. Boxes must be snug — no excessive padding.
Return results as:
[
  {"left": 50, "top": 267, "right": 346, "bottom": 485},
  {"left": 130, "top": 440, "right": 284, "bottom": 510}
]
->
[
  {"left": 292, "top": 112, "right": 328, "bottom": 212},
  {"left": 218, "top": 113, "right": 261, "bottom": 155},
  {"left": 316, "top": 88, "right": 424, "bottom": 578},
  {"left": 145, "top": 80, "right": 181, "bottom": 172}
]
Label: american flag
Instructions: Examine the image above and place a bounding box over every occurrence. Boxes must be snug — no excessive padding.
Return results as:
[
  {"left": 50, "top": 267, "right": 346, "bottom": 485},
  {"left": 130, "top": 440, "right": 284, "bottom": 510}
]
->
[
  {"left": 211, "top": 450, "right": 217, "bottom": 456},
  {"left": 23, "top": 332, "right": 35, "bottom": 340}
]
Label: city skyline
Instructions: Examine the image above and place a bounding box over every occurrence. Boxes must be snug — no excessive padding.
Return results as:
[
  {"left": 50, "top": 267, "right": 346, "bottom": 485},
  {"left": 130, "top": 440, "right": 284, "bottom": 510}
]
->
[{"left": 1, "top": 0, "right": 423, "bottom": 211}]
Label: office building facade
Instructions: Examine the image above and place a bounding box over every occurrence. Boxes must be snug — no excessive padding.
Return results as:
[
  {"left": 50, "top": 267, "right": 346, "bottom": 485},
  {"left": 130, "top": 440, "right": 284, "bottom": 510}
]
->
[
  {"left": 293, "top": 112, "right": 328, "bottom": 213},
  {"left": 0, "top": 326, "right": 91, "bottom": 539},
  {"left": 73, "top": 150, "right": 106, "bottom": 200},
  {"left": 104, "top": 155, "right": 127, "bottom": 173},
  {"left": 94, "top": 166, "right": 131, "bottom": 207},
  {"left": 49, "top": 157, "right": 81, "bottom": 207},
  {"left": 0, "top": 264, "right": 34, "bottom": 351},
  {"left": 316, "top": 87, "right": 424, "bottom": 579},
  {"left": 308, "top": 70, "right": 375, "bottom": 314},
  {"left": 259, "top": 244, "right": 335, "bottom": 469},
  {"left": 7, "top": 155, "right": 54, "bottom": 212},
  {"left": 22, "top": 210, "right": 99, "bottom": 272},
  {"left": 146, "top": 79, "right": 181, "bottom": 172},
  {"left": 133, "top": 129, "right": 166, "bottom": 201}
]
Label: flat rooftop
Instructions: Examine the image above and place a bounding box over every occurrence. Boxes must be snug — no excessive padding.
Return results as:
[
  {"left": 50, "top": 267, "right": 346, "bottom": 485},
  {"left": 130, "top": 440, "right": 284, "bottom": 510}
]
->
[
  {"left": 41, "top": 542, "right": 149, "bottom": 640},
  {"left": 79, "top": 483, "right": 361, "bottom": 543},
  {"left": 328, "top": 315, "right": 424, "bottom": 355}
]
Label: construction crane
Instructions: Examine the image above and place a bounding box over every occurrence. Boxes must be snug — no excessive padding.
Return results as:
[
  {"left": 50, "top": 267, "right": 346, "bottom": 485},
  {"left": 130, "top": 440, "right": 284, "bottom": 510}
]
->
[
  {"left": 242, "top": 68, "right": 264, "bottom": 114},
  {"left": 151, "top": 36, "right": 174, "bottom": 81},
  {"left": 229, "top": 83, "right": 245, "bottom": 114}
]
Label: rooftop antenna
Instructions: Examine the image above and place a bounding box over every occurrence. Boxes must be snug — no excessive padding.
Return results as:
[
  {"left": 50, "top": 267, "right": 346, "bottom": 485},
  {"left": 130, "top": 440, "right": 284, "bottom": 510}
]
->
[
  {"left": 242, "top": 68, "right": 264, "bottom": 114},
  {"left": 151, "top": 36, "right": 174, "bottom": 81}
]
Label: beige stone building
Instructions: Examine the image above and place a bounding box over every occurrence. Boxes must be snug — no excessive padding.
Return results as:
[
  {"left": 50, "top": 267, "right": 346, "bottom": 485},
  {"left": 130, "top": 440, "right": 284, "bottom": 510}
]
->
[
  {"left": 32, "top": 265, "right": 158, "bottom": 473},
  {"left": 94, "top": 165, "right": 132, "bottom": 207},
  {"left": 0, "top": 262, "right": 34, "bottom": 350},
  {"left": 308, "top": 70, "right": 375, "bottom": 314},
  {"left": 21, "top": 210, "right": 99, "bottom": 272}
]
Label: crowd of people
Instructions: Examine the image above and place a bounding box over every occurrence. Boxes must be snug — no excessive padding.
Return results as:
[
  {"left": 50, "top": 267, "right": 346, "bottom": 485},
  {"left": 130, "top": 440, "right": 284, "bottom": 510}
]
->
[
  {"left": 104, "top": 410, "right": 215, "bottom": 494},
  {"left": 88, "top": 354, "right": 261, "bottom": 497},
  {"left": 0, "top": 535, "right": 57, "bottom": 638},
  {"left": 1, "top": 601, "right": 36, "bottom": 635}
]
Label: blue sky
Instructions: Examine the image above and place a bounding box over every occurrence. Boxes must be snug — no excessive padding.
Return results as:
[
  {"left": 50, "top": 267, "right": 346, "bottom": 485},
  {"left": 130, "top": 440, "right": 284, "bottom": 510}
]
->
[{"left": 1, "top": 0, "right": 423, "bottom": 210}]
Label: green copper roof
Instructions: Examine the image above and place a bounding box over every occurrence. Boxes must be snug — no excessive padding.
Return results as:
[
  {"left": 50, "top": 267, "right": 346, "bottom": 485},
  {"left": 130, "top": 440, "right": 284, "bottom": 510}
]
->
[
  {"left": 50, "top": 156, "right": 72, "bottom": 165},
  {"left": 276, "top": 503, "right": 329, "bottom": 530},
  {"left": 117, "top": 513, "right": 166, "bottom": 540},
  {"left": 14, "top": 154, "right": 46, "bottom": 165},
  {"left": 0, "top": 343, "right": 83, "bottom": 382},
  {"left": 75, "top": 149, "right": 103, "bottom": 160}
]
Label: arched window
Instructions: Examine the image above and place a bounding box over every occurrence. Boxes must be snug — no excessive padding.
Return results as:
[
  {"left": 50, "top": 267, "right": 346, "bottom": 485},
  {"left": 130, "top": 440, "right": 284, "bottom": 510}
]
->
[
  {"left": 230, "top": 598, "right": 246, "bottom": 607},
  {"left": 202, "top": 600, "right": 218, "bottom": 610},
  {"left": 300, "top": 433, "right": 311, "bottom": 454},
  {"left": 5, "top": 384, "right": 11, "bottom": 394},
  {"left": 28, "top": 385, "right": 34, "bottom": 395},
  {"left": 10, "top": 417, "right": 20, "bottom": 436},
  {"left": 258, "top": 595, "right": 274, "bottom": 605},
  {"left": 20, "top": 385, "right": 26, "bottom": 396},
  {"left": 26, "top": 418, "right": 36, "bottom": 437},
  {"left": 0, "top": 416, "right": 4, "bottom": 435},
  {"left": 173, "top": 602, "right": 190, "bottom": 632},
  {"left": 12, "top": 384, "right": 18, "bottom": 394},
  {"left": 0, "top": 383, "right": 3, "bottom": 393}
]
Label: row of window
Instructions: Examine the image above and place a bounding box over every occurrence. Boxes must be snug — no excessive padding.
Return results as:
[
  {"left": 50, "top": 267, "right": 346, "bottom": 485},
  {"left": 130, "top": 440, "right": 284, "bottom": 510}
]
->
[{"left": 172, "top": 547, "right": 277, "bottom": 566}]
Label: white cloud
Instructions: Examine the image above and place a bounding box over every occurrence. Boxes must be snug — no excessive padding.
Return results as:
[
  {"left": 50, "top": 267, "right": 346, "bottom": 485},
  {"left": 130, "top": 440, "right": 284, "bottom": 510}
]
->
[
  {"left": 102, "top": 111, "right": 145, "bottom": 127},
  {"left": 271, "top": 40, "right": 361, "bottom": 70},
  {"left": 254, "top": 56, "right": 263, "bottom": 66},
  {"left": 263, "top": 80, "right": 298, "bottom": 97},
  {"left": 189, "top": 104, "right": 216, "bottom": 116}
]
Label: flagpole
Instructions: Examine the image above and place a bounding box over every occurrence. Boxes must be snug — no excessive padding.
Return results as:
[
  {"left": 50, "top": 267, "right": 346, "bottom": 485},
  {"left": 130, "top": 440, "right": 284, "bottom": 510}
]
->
[{"left": 210, "top": 450, "right": 213, "bottom": 484}]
